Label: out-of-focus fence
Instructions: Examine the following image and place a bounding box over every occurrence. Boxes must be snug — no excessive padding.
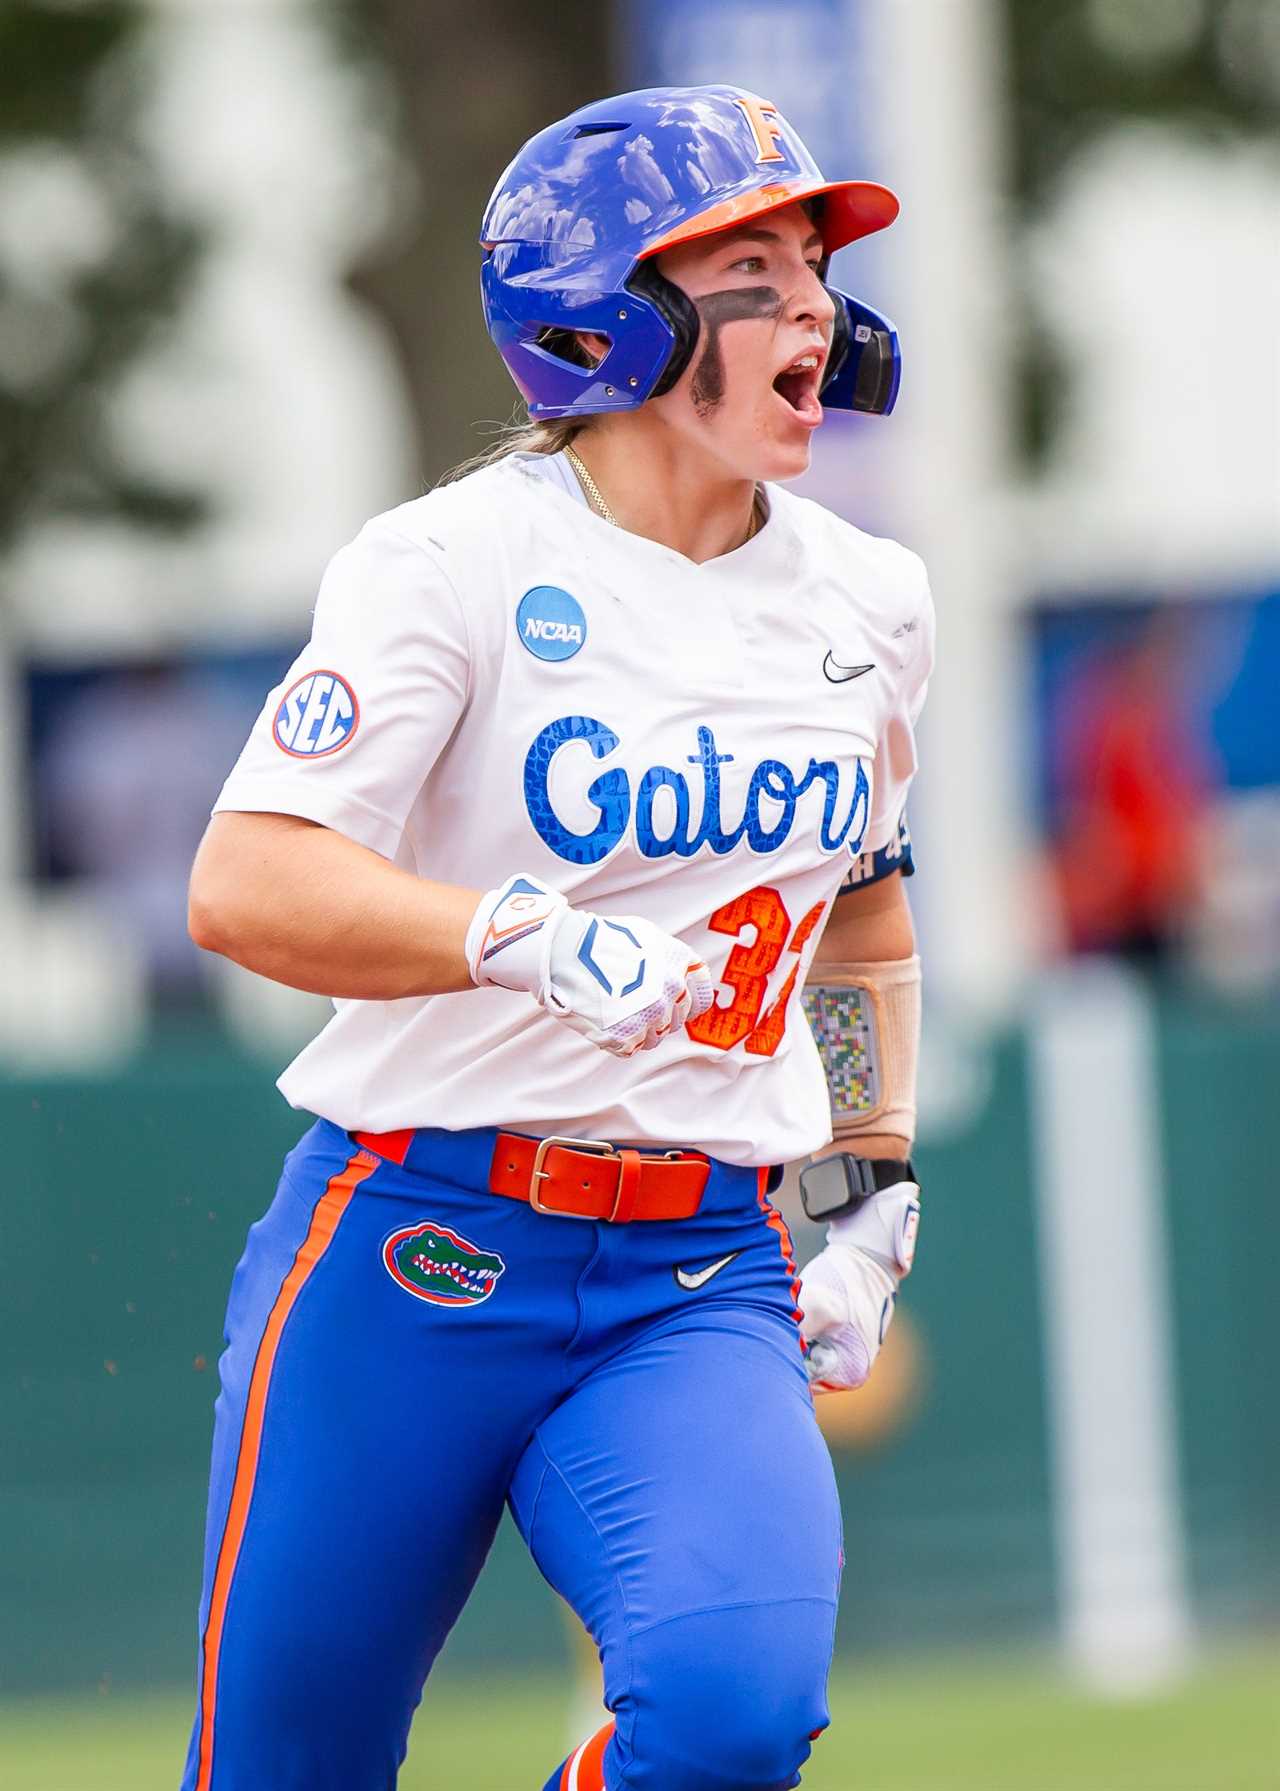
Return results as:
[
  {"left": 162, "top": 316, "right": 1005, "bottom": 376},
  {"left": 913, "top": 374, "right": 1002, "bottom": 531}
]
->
[{"left": 4, "top": 990, "right": 1276, "bottom": 1697}]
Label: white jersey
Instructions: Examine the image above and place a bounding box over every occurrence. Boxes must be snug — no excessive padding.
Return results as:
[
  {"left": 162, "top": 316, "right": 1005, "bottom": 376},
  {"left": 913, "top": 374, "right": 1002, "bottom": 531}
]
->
[{"left": 213, "top": 452, "right": 934, "bottom": 1166}]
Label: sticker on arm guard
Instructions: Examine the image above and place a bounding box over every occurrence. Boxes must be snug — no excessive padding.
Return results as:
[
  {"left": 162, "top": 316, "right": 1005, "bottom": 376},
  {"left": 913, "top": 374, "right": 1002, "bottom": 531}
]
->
[{"left": 802, "top": 981, "right": 883, "bottom": 1122}]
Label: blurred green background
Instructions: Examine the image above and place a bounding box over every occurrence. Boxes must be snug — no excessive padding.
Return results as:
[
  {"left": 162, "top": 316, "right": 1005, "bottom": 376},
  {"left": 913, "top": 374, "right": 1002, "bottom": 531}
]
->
[
  {"left": 2, "top": 1, "right": 1278, "bottom": 1786},
  {"left": 5, "top": 1650, "right": 1278, "bottom": 1790},
  {"left": 4, "top": 1003, "right": 1278, "bottom": 1782}
]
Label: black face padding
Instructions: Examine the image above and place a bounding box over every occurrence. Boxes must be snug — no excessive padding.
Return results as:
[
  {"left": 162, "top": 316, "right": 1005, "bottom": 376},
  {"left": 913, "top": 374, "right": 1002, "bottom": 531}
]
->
[
  {"left": 821, "top": 273, "right": 851, "bottom": 396},
  {"left": 848, "top": 326, "right": 896, "bottom": 413}
]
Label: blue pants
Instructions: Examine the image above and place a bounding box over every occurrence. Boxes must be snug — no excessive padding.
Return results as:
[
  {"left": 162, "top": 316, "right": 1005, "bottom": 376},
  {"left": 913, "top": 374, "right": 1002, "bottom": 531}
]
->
[{"left": 181, "top": 1119, "right": 842, "bottom": 1791}]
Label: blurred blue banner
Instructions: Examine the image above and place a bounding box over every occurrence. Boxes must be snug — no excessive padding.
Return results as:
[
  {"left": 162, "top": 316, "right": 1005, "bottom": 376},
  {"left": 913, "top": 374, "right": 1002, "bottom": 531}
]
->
[{"left": 622, "top": 0, "right": 874, "bottom": 177}]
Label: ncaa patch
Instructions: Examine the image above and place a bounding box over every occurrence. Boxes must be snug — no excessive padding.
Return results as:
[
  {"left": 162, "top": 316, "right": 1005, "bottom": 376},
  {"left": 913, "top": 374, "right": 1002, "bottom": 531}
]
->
[
  {"left": 517, "top": 586, "right": 586, "bottom": 662},
  {"left": 273, "top": 670, "right": 359, "bottom": 758},
  {"left": 382, "top": 1220, "right": 506, "bottom": 1308}
]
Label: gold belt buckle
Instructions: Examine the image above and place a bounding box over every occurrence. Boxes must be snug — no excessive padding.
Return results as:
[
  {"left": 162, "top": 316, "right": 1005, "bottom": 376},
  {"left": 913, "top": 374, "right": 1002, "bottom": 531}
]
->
[{"left": 529, "top": 1135, "right": 618, "bottom": 1217}]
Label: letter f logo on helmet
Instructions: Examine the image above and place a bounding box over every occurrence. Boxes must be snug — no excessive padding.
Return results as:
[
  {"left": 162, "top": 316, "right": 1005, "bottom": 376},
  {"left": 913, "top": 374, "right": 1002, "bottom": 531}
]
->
[{"left": 733, "top": 94, "right": 786, "bottom": 163}]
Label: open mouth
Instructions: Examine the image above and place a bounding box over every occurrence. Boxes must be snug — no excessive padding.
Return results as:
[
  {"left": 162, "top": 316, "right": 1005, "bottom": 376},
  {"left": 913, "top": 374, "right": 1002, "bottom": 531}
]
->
[{"left": 772, "top": 351, "right": 825, "bottom": 426}]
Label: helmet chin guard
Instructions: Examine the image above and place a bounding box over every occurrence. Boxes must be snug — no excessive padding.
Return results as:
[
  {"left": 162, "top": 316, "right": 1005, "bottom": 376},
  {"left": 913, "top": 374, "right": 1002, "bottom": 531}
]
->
[{"left": 480, "top": 84, "right": 901, "bottom": 421}]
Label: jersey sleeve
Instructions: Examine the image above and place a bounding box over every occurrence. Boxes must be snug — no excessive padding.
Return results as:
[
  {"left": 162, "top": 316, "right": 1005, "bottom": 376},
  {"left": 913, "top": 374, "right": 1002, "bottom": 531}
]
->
[
  {"left": 213, "top": 520, "right": 471, "bottom": 858},
  {"left": 840, "top": 556, "right": 935, "bottom": 894}
]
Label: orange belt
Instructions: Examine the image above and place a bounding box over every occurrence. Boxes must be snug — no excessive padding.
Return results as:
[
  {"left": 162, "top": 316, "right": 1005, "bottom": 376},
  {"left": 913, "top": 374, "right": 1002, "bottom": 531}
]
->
[{"left": 488, "top": 1132, "right": 710, "bottom": 1223}]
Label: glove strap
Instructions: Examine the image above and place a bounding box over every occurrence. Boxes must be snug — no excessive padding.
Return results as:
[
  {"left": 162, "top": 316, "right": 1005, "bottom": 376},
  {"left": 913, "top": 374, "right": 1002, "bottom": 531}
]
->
[{"left": 465, "top": 873, "right": 566, "bottom": 994}]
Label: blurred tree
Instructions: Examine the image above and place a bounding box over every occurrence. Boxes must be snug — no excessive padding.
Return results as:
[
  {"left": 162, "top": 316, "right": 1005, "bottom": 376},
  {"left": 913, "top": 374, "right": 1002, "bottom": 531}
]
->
[
  {"left": 1004, "top": 0, "right": 1280, "bottom": 464},
  {"left": 0, "top": 3, "right": 206, "bottom": 556},
  {"left": 325, "top": 0, "right": 611, "bottom": 484}
]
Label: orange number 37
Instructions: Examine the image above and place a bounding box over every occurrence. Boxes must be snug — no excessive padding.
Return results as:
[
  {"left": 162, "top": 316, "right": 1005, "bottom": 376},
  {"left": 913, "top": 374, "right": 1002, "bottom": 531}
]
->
[{"left": 687, "top": 886, "right": 826, "bottom": 1057}]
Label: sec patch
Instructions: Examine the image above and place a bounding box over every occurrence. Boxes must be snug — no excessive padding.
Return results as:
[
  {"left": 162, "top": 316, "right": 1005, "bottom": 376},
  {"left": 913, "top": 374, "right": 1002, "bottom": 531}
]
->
[{"left": 273, "top": 670, "right": 359, "bottom": 758}]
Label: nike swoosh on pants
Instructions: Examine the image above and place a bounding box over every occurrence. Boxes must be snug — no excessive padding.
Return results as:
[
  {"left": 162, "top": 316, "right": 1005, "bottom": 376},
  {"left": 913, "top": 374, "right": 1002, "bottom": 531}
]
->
[{"left": 673, "top": 1252, "right": 741, "bottom": 1291}]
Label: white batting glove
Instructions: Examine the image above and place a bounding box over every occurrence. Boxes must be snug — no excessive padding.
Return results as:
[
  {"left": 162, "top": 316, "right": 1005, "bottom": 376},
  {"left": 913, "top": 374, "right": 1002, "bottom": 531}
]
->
[
  {"left": 798, "top": 1182, "right": 921, "bottom": 1392},
  {"left": 465, "top": 872, "right": 714, "bottom": 1057}
]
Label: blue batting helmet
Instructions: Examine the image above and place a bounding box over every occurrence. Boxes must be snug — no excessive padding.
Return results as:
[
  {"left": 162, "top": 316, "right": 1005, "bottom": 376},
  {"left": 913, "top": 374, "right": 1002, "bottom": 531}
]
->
[{"left": 480, "top": 85, "right": 901, "bottom": 421}]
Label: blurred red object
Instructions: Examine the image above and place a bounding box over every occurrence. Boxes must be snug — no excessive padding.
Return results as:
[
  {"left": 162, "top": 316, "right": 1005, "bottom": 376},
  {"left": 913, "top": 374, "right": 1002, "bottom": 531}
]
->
[{"left": 1051, "top": 616, "right": 1212, "bottom": 960}]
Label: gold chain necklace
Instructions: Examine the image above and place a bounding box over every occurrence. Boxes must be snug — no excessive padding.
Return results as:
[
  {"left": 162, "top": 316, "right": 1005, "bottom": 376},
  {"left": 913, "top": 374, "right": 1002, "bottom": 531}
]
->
[
  {"left": 563, "top": 444, "right": 618, "bottom": 525},
  {"left": 564, "top": 444, "right": 762, "bottom": 546}
]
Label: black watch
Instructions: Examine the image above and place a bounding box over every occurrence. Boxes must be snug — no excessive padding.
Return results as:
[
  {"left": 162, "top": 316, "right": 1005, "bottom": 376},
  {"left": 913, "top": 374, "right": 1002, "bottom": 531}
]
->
[{"left": 798, "top": 1153, "right": 917, "bottom": 1222}]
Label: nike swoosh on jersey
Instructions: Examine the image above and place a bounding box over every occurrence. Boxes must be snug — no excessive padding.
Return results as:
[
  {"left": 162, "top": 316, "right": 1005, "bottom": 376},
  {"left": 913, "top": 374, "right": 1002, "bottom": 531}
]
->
[
  {"left": 673, "top": 1251, "right": 742, "bottom": 1291},
  {"left": 823, "top": 651, "right": 876, "bottom": 683}
]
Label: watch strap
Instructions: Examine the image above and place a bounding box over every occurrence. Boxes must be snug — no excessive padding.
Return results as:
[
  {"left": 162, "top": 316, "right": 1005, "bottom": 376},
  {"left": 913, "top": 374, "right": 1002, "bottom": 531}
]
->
[
  {"left": 799, "top": 1152, "right": 917, "bottom": 1221},
  {"left": 839, "top": 1154, "right": 916, "bottom": 1199}
]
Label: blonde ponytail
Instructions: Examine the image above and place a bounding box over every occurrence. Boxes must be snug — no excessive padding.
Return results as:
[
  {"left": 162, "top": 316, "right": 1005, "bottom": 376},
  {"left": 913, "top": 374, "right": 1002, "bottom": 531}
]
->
[{"left": 440, "top": 414, "right": 589, "bottom": 484}]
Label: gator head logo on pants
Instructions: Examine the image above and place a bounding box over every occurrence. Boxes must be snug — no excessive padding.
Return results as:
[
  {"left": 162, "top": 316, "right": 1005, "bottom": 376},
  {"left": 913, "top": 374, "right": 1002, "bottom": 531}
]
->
[{"left": 382, "top": 1220, "right": 506, "bottom": 1307}]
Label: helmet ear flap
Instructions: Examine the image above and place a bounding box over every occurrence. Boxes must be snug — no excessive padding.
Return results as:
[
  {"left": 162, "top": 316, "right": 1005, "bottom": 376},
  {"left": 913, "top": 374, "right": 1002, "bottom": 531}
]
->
[
  {"left": 625, "top": 260, "right": 701, "bottom": 397},
  {"left": 821, "top": 286, "right": 901, "bottom": 415}
]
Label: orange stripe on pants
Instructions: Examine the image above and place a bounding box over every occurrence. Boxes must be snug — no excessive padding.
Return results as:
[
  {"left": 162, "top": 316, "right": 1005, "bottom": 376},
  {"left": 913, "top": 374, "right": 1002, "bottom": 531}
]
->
[
  {"left": 758, "top": 1168, "right": 805, "bottom": 1326},
  {"left": 194, "top": 1149, "right": 376, "bottom": 1791}
]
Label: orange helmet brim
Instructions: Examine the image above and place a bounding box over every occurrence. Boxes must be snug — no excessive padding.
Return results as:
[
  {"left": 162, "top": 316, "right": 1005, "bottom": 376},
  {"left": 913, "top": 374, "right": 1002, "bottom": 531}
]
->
[{"left": 639, "top": 177, "right": 899, "bottom": 260}]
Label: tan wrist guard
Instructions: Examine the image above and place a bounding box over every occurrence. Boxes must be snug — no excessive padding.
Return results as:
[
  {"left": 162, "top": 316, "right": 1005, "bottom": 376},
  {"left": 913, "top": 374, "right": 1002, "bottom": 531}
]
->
[{"left": 802, "top": 954, "right": 921, "bottom": 1146}]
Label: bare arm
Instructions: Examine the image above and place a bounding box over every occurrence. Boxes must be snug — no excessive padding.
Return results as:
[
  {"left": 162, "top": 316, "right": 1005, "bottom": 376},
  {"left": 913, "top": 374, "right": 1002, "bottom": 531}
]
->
[
  {"left": 188, "top": 811, "right": 480, "bottom": 1000},
  {"left": 809, "top": 870, "right": 916, "bottom": 1163},
  {"left": 813, "top": 868, "right": 915, "bottom": 968}
]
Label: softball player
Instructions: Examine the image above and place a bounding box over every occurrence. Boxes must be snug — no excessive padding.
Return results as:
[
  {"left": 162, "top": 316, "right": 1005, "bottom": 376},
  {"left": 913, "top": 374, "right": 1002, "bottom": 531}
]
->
[{"left": 182, "top": 85, "right": 932, "bottom": 1791}]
